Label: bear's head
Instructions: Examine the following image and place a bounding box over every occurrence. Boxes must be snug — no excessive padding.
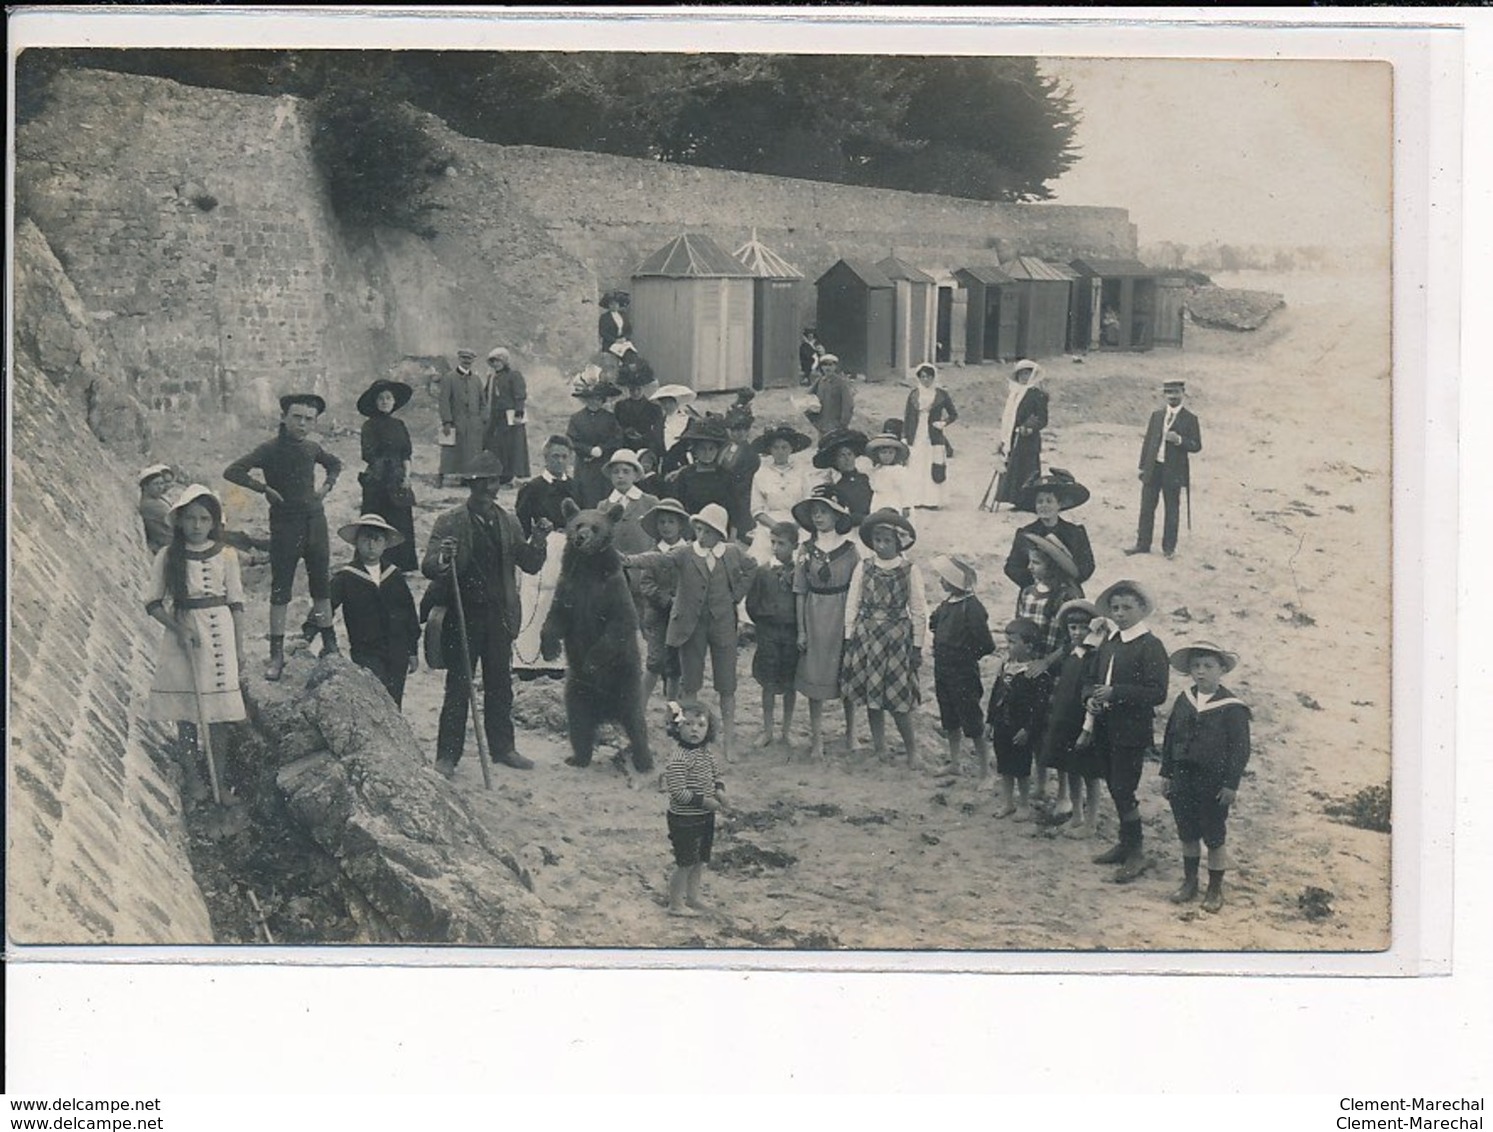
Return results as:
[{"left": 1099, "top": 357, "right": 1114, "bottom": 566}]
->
[{"left": 561, "top": 499, "right": 625, "bottom": 555}]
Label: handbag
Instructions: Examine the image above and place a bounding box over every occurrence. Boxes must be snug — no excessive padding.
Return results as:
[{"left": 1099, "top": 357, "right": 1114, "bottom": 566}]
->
[{"left": 437, "top": 423, "right": 457, "bottom": 447}]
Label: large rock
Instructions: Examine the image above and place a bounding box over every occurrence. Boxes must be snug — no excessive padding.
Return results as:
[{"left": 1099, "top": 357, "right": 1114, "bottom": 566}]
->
[
  {"left": 245, "top": 657, "right": 557, "bottom": 945},
  {"left": 1186, "top": 286, "right": 1285, "bottom": 331}
]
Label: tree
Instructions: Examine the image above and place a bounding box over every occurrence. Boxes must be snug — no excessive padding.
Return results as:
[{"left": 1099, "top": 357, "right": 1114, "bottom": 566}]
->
[{"left": 31, "top": 49, "right": 1084, "bottom": 202}]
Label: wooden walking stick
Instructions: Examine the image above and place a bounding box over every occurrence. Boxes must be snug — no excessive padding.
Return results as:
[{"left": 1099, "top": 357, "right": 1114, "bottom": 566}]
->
[
  {"left": 185, "top": 640, "right": 225, "bottom": 807},
  {"left": 979, "top": 461, "right": 1004, "bottom": 513},
  {"left": 448, "top": 554, "right": 494, "bottom": 791}
]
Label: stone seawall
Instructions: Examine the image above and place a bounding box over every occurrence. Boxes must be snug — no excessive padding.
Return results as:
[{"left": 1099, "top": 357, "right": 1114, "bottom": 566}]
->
[{"left": 8, "top": 351, "right": 213, "bottom": 944}]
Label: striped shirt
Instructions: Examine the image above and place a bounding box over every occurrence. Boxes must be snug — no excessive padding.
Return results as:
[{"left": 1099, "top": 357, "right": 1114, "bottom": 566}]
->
[{"left": 664, "top": 742, "right": 721, "bottom": 816}]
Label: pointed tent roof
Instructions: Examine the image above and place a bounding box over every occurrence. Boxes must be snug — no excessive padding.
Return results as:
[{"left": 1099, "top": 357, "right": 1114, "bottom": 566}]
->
[
  {"left": 816, "top": 258, "right": 895, "bottom": 288},
  {"left": 634, "top": 233, "right": 754, "bottom": 278},
  {"left": 733, "top": 230, "right": 804, "bottom": 279},
  {"left": 954, "top": 263, "right": 1014, "bottom": 286},
  {"left": 877, "top": 256, "right": 936, "bottom": 285},
  {"left": 1003, "top": 255, "right": 1074, "bottom": 283}
]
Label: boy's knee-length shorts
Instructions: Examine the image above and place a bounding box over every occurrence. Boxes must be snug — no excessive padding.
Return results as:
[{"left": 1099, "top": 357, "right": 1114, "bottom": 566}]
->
[
  {"left": 1167, "top": 765, "right": 1231, "bottom": 848},
  {"left": 934, "top": 661, "right": 985, "bottom": 738},
  {"left": 269, "top": 509, "right": 331, "bottom": 605},
  {"left": 667, "top": 811, "right": 716, "bottom": 867}
]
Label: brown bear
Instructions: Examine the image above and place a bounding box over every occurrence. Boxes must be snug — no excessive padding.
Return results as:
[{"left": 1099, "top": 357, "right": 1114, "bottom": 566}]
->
[{"left": 540, "top": 500, "right": 654, "bottom": 771}]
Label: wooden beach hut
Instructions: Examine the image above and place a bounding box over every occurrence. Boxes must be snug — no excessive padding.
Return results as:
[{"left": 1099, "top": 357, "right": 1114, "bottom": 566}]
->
[
  {"left": 814, "top": 259, "right": 896, "bottom": 382},
  {"left": 954, "top": 264, "right": 1019, "bottom": 364},
  {"left": 631, "top": 233, "right": 755, "bottom": 393},
  {"left": 1004, "top": 255, "right": 1076, "bottom": 359},
  {"left": 734, "top": 231, "right": 807, "bottom": 391},
  {"left": 877, "top": 256, "right": 938, "bottom": 376},
  {"left": 1069, "top": 258, "right": 1185, "bottom": 351}
]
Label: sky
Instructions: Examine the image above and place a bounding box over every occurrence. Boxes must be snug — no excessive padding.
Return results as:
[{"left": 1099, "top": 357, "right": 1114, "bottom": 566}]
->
[{"left": 1043, "top": 58, "right": 1392, "bottom": 251}]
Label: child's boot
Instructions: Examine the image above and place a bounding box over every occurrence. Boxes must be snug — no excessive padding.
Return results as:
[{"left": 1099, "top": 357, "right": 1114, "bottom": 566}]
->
[
  {"left": 300, "top": 617, "right": 320, "bottom": 644},
  {"left": 319, "top": 623, "right": 340, "bottom": 658},
  {"left": 1092, "top": 832, "right": 1129, "bottom": 864},
  {"left": 1202, "top": 869, "right": 1225, "bottom": 913},
  {"left": 1170, "top": 856, "right": 1201, "bottom": 903},
  {"left": 266, "top": 636, "right": 286, "bottom": 681}
]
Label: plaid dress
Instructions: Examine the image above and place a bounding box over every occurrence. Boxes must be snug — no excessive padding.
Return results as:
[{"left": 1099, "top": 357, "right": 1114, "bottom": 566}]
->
[
  {"left": 1015, "top": 580, "right": 1082, "bottom": 655},
  {"left": 840, "top": 560, "right": 921, "bottom": 713}
]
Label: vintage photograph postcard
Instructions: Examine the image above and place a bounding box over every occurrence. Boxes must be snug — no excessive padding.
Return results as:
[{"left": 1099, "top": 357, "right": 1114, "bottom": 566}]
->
[{"left": 7, "top": 10, "right": 1434, "bottom": 973}]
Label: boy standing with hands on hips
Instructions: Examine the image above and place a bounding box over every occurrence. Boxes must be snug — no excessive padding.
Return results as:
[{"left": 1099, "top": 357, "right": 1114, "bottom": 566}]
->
[{"left": 224, "top": 392, "right": 342, "bottom": 681}]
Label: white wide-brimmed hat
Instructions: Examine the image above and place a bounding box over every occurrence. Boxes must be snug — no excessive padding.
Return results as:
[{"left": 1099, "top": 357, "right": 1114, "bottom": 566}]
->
[
  {"left": 137, "top": 463, "right": 172, "bottom": 486},
  {"left": 337, "top": 513, "right": 405, "bottom": 548},
  {"left": 651, "top": 384, "right": 697, "bottom": 407}
]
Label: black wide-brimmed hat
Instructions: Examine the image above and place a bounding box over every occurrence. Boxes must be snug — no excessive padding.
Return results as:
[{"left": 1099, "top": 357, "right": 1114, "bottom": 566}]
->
[
  {"left": 458, "top": 451, "right": 506, "bottom": 483},
  {"left": 279, "top": 392, "right": 326, "bottom": 415},
  {"left": 356, "top": 379, "right": 414, "bottom": 417},
  {"left": 791, "top": 484, "right": 855, "bottom": 534},
  {"left": 752, "top": 423, "right": 813, "bottom": 455},
  {"left": 1014, "top": 468, "right": 1091, "bottom": 513},
  {"left": 858, "top": 508, "right": 918, "bottom": 552},
  {"left": 677, "top": 416, "right": 730, "bottom": 447},
  {"left": 811, "top": 428, "right": 869, "bottom": 469}
]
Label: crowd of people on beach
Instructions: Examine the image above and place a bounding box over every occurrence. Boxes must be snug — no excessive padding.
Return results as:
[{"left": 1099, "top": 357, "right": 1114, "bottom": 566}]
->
[{"left": 133, "top": 294, "right": 1249, "bottom": 922}]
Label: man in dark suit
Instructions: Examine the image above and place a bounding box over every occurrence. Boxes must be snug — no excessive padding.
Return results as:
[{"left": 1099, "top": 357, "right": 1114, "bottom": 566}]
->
[
  {"left": 423, "top": 452, "right": 550, "bottom": 776},
  {"left": 1126, "top": 379, "right": 1203, "bottom": 559}
]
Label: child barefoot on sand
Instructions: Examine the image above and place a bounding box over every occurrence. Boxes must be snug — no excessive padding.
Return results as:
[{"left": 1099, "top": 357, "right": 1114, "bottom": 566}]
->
[
  {"left": 1160, "top": 640, "right": 1252, "bottom": 913},
  {"left": 840, "top": 509, "right": 927, "bottom": 766},
  {"left": 745, "top": 521, "right": 801, "bottom": 748},
  {"left": 663, "top": 701, "right": 733, "bottom": 917},
  {"left": 791, "top": 486, "right": 862, "bottom": 759},
  {"left": 928, "top": 555, "right": 997, "bottom": 782},
  {"left": 987, "top": 617, "right": 1054, "bottom": 820}
]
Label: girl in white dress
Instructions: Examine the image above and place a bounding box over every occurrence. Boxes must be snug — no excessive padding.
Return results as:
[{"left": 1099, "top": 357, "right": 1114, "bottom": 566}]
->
[
  {"left": 747, "top": 423, "right": 812, "bottom": 564},
  {"left": 866, "top": 420, "right": 911, "bottom": 517},
  {"left": 144, "top": 485, "right": 247, "bottom": 804}
]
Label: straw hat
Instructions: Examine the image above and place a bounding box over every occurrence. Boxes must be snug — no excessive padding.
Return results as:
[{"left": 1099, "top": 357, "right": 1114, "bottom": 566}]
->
[
  {"left": 279, "top": 392, "right": 326, "bottom": 415},
  {"left": 1012, "top": 359, "right": 1041, "bottom": 381},
  {"left": 866, "top": 418, "right": 909, "bottom": 462},
  {"left": 1022, "top": 531, "right": 1080, "bottom": 581},
  {"left": 137, "top": 463, "right": 172, "bottom": 487},
  {"left": 1170, "top": 641, "right": 1239, "bottom": 675},
  {"left": 641, "top": 499, "right": 693, "bottom": 542},
  {"left": 791, "top": 484, "right": 854, "bottom": 534},
  {"left": 1163, "top": 379, "right": 1187, "bottom": 392},
  {"left": 929, "top": 554, "right": 977, "bottom": 593},
  {"left": 913, "top": 362, "right": 938, "bottom": 382},
  {"left": 752, "top": 423, "right": 812, "bottom": 455},
  {"left": 604, "top": 448, "right": 645, "bottom": 475},
  {"left": 690, "top": 503, "right": 730, "bottom": 540},
  {"left": 812, "top": 428, "right": 869, "bottom": 469},
  {"left": 487, "top": 347, "right": 511, "bottom": 365},
  {"left": 458, "top": 451, "right": 506, "bottom": 483},
  {"left": 1014, "top": 468, "right": 1091, "bottom": 513},
  {"left": 356, "top": 379, "right": 414, "bottom": 417},
  {"left": 1055, "top": 598, "right": 1100, "bottom": 626},
  {"left": 858, "top": 508, "right": 917, "bottom": 552},
  {"left": 650, "top": 384, "right": 697, "bottom": 407},
  {"left": 337, "top": 513, "right": 405, "bottom": 548},
  {"left": 818, "top": 353, "right": 840, "bottom": 366},
  {"left": 1095, "top": 579, "right": 1155, "bottom": 618},
  {"left": 456, "top": 347, "right": 477, "bottom": 360},
  {"left": 168, "top": 484, "right": 221, "bottom": 519}
]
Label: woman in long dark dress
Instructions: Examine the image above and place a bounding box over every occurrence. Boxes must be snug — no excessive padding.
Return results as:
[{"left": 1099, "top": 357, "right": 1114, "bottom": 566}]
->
[
  {"left": 356, "top": 379, "right": 419, "bottom": 572},
  {"left": 1002, "top": 469, "right": 1096, "bottom": 594},
  {"left": 992, "top": 359, "right": 1049, "bottom": 508}
]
